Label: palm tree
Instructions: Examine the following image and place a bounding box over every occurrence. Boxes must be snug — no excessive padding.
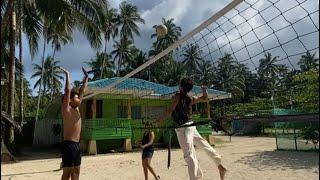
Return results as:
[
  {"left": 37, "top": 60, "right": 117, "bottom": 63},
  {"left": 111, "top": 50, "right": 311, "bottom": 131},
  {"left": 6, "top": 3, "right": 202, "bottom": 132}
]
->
[
  {"left": 150, "top": 18, "right": 182, "bottom": 54},
  {"left": 196, "top": 60, "right": 215, "bottom": 86},
  {"left": 31, "top": 56, "right": 63, "bottom": 98},
  {"left": 33, "top": 0, "right": 106, "bottom": 122},
  {"left": 298, "top": 51, "right": 319, "bottom": 72},
  {"left": 86, "top": 52, "right": 115, "bottom": 80},
  {"left": 100, "top": 7, "right": 118, "bottom": 79},
  {"left": 215, "top": 53, "right": 245, "bottom": 98},
  {"left": 6, "top": 0, "right": 17, "bottom": 145},
  {"left": 160, "top": 60, "right": 186, "bottom": 86},
  {"left": 48, "top": 27, "right": 73, "bottom": 100},
  {"left": 182, "top": 44, "right": 202, "bottom": 76},
  {"left": 116, "top": 1, "right": 145, "bottom": 41},
  {"left": 124, "top": 47, "right": 148, "bottom": 79},
  {"left": 258, "top": 52, "right": 285, "bottom": 107},
  {"left": 111, "top": 36, "right": 133, "bottom": 76}
]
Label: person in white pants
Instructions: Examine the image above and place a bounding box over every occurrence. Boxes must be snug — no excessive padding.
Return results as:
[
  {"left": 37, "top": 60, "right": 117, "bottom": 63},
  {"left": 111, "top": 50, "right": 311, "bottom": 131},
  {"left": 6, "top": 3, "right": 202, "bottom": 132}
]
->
[{"left": 157, "top": 77, "right": 227, "bottom": 180}]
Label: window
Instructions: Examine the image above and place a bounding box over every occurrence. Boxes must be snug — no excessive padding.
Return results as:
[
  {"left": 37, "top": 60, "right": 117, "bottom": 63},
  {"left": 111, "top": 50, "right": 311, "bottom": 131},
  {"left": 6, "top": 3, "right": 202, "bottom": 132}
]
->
[
  {"left": 96, "top": 100, "right": 103, "bottom": 118},
  {"left": 145, "top": 106, "right": 166, "bottom": 119},
  {"left": 85, "top": 100, "right": 93, "bottom": 119},
  {"left": 131, "top": 106, "right": 142, "bottom": 119},
  {"left": 117, "top": 106, "right": 128, "bottom": 118}
]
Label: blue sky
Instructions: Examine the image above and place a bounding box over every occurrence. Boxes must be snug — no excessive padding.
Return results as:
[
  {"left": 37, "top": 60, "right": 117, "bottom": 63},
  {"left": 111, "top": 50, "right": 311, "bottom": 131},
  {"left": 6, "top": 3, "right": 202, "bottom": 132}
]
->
[{"left": 21, "top": 0, "right": 319, "bottom": 95}]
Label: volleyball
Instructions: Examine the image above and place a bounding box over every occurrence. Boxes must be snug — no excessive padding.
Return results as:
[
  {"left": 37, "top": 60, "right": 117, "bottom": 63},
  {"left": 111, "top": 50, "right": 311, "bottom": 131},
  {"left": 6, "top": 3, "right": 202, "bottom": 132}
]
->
[{"left": 156, "top": 24, "right": 168, "bottom": 37}]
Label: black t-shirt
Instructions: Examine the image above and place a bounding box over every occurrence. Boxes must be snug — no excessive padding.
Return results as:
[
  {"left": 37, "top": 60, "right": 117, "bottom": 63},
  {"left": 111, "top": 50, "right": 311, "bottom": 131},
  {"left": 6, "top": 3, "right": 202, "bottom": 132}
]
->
[
  {"left": 171, "top": 92, "right": 192, "bottom": 126},
  {"left": 142, "top": 130, "right": 154, "bottom": 153}
]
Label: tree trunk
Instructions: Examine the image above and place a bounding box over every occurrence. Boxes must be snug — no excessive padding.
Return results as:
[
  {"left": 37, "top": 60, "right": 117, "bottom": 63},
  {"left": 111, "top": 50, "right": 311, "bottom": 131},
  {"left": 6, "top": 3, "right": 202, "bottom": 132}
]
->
[
  {"left": 100, "top": 39, "right": 108, "bottom": 79},
  {"left": 50, "top": 49, "right": 56, "bottom": 101},
  {"left": 1, "top": 0, "right": 14, "bottom": 47},
  {"left": 8, "top": 7, "right": 16, "bottom": 145},
  {"left": 19, "top": 17, "right": 24, "bottom": 127},
  {"left": 35, "top": 31, "right": 47, "bottom": 122}
]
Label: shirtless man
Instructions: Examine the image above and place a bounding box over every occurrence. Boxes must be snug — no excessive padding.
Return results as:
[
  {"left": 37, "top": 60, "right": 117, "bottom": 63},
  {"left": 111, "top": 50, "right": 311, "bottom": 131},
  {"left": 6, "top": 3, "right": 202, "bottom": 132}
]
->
[{"left": 60, "top": 67, "right": 88, "bottom": 180}]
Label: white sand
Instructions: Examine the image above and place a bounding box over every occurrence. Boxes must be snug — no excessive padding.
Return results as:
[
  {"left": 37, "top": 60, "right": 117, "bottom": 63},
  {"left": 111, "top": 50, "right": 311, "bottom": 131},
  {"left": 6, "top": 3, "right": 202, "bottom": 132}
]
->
[{"left": 1, "top": 136, "right": 319, "bottom": 180}]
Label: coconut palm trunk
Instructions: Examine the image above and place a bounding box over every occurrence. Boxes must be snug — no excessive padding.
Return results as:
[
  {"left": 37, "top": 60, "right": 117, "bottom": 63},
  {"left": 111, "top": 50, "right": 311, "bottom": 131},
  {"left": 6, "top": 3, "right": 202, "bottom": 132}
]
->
[
  {"left": 8, "top": 6, "right": 16, "bottom": 145},
  {"left": 19, "top": 18, "right": 24, "bottom": 127},
  {"left": 50, "top": 49, "right": 56, "bottom": 101},
  {"left": 35, "top": 30, "right": 47, "bottom": 122},
  {"left": 1, "top": 0, "right": 14, "bottom": 45},
  {"left": 100, "top": 40, "right": 108, "bottom": 79}
]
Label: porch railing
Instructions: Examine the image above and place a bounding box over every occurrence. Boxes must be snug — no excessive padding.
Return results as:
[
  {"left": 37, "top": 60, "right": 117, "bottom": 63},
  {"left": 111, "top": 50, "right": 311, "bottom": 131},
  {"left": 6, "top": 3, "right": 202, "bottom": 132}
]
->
[{"left": 81, "top": 118, "right": 132, "bottom": 140}]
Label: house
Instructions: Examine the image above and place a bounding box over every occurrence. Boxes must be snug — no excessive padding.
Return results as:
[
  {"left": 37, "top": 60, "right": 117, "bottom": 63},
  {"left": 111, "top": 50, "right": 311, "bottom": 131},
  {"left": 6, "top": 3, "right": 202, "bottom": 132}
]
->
[
  {"left": 80, "top": 78, "right": 231, "bottom": 154},
  {"left": 34, "top": 78, "right": 231, "bottom": 154}
]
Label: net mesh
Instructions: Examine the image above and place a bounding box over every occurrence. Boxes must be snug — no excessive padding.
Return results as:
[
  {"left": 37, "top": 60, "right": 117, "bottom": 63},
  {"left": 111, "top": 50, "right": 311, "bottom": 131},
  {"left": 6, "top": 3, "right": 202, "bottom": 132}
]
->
[
  {"left": 81, "top": 0, "right": 319, "bottom": 147},
  {"left": 172, "top": 0, "right": 319, "bottom": 72},
  {"left": 274, "top": 121, "right": 319, "bottom": 151}
]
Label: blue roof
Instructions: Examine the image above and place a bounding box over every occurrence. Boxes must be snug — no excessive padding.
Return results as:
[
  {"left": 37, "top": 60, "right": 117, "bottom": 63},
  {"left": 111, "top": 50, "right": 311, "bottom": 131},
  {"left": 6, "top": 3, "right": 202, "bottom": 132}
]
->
[{"left": 88, "top": 77, "right": 229, "bottom": 97}]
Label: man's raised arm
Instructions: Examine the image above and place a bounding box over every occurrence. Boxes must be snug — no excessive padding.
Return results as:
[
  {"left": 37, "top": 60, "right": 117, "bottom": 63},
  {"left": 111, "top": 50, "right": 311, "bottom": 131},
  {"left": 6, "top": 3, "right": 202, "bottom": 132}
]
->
[
  {"left": 78, "top": 67, "right": 89, "bottom": 101},
  {"left": 192, "top": 85, "right": 208, "bottom": 105},
  {"left": 61, "top": 67, "right": 71, "bottom": 108}
]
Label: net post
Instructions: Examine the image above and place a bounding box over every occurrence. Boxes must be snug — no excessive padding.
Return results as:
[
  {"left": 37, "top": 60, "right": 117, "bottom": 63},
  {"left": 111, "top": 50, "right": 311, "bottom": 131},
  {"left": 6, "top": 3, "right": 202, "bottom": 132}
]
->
[
  {"left": 274, "top": 122, "right": 278, "bottom": 150},
  {"left": 294, "top": 125, "right": 298, "bottom": 151}
]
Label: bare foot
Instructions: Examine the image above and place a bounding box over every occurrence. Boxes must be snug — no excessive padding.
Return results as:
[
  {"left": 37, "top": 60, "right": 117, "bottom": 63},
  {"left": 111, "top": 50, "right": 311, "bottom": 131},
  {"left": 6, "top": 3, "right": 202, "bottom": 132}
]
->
[{"left": 218, "top": 165, "right": 227, "bottom": 180}]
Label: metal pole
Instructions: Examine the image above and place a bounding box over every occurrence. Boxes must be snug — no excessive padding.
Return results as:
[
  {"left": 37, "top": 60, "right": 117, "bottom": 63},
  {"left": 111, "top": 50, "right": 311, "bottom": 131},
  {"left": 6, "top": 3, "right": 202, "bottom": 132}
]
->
[
  {"left": 275, "top": 123, "right": 278, "bottom": 150},
  {"left": 294, "top": 126, "right": 297, "bottom": 151}
]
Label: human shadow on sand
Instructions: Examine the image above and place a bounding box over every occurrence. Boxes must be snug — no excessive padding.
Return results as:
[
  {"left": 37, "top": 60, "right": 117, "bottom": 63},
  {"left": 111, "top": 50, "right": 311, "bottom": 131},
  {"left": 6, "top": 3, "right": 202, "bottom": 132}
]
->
[
  {"left": 13, "top": 146, "right": 61, "bottom": 161},
  {"left": 1, "top": 169, "right": 61, "bottom": 177},
  {"left": 235, "top": 150, "right": 319, "bottom": 171}
]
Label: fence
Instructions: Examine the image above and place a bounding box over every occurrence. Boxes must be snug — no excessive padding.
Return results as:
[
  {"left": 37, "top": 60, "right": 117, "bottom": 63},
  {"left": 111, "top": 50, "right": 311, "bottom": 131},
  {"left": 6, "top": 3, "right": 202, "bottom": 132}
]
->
[{"left": 274, "top": 121, "right": 319, "bottom": 151}]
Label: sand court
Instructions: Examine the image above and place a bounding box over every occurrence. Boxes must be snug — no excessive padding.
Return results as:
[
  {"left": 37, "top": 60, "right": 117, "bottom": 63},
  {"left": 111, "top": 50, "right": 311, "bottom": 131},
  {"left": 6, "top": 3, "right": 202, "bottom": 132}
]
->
[{"left": 1, "top": 136, "right": 319, "bottom": 180}]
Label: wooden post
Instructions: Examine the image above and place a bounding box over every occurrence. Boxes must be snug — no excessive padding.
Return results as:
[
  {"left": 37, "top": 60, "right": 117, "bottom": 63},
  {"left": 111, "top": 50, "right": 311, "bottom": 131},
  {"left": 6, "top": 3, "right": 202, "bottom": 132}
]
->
[
  {"left": 127, "top": 99, "right": 131, "bottom": 119},
  {"left": 92, "top": 99, "right": 97, "bottom": 118},
  {"left": 87, "top": 99, "right": 97, "bottom": 155},
  {"left": 123, "top": 138, "right": 132, "bottom": 151},
  {"left": 206, "top": 100, "right": 211, "bottom": 119},
  {"left": 124, "top": 99, "right": 132, "bottom": 151},
  {"left": 88, "top": 140, "right": 97, "bottom": 155}
]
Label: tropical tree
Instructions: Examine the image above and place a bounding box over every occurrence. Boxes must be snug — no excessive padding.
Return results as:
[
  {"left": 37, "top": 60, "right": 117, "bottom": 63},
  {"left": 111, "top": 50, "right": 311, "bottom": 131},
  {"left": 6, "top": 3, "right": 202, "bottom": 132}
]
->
[
  {"left": 100, "top": 7, "right": 118, "bottom": 79},
  {"left": 150, "top": 18, "right": 182, "bottom": 54},
  {"left": 111, "top": 36, "right": 133, "bottom": 75},
  {"left": 196, "top": 60, "right": 215, "bottom": 86},
  {"left": 159, "top": 60, "right": 187, "bottom": 86},
  {"left": 33, "top": 0, "right": 107, "bottom": 121},
  {"left": 31, "top": 56, "right": 63, "bottom": 97},
  {"left": 258, "top": 52, "right": 285, "bottom": 105},
  {"left": 182, "top": 44, "right": 202, "bottom": 76},
  {"left": 124, "top": 47, "right": 148, "bottom": 79},
  {"left": 298, "top": 51, "right": 319, "bottom": 72},
  {"left": 292, "top": 69, "right": 319, "bottom": 112},
  {"left": 116, "top": 1, "right": 145, "bottom": 41},
  {"left": 215, "top": 53, "right": 245, "bottom": 99},
  {"left": 148, "top": 18, "right": 182, "bottom": 82},
  {"left": 86, "top": 52, "right": 115, "bottom": 80},
  {"left": 47, "top": 30, "right": 73, "bottom": 100}
]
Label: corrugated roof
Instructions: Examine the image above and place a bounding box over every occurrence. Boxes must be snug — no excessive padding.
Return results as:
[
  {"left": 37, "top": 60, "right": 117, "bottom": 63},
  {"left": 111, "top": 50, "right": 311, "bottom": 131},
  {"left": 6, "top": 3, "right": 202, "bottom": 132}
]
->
[{"left": 87, "top": 77, "right": 231, "bottom": 99}]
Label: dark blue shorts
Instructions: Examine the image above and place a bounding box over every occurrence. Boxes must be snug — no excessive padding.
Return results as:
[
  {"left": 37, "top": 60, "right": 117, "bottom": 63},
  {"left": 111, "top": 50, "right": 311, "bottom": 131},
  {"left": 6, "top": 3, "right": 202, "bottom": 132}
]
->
[
  {"left": 61, "top": 140, "right": 81, "bottom": 167},
  {"left": 142, "top": 151, "right": 154, "bottom": 159}
]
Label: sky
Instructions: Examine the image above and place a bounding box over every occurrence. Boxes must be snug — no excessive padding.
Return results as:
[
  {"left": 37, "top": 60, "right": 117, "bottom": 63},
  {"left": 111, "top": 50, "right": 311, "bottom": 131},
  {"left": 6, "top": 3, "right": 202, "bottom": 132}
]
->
[{"left": 20, "top": 0, "right": 319, "bottom": 95}]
